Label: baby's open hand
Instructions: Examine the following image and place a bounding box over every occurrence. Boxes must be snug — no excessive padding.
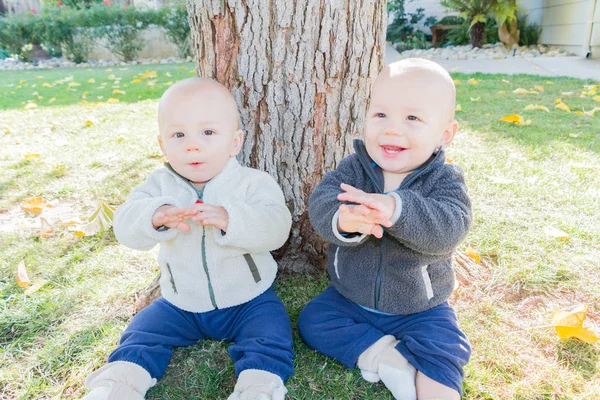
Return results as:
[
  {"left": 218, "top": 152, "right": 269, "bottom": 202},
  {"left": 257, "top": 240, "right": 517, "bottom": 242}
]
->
[
  {"left": 191, "top": 203, "right": 229, "bottom": 232},
  {"left": 337, "top": 183, "right": 396, "bottom": 221},
  {"left": 152, "top": 205, "right": 199, "bottom": 232},
  {"left": 337, "top": 204, "right": 384, "bottom": 238}
]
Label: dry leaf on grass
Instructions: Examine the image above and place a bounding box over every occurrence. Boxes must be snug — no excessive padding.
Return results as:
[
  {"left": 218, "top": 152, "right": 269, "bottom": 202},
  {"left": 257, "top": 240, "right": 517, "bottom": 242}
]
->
[
  {"left": 552, "top": 304, "right": 600, "bottom": 343},
  {"left": 21, "top": 197, "right": 51, "bottom": 215},
  {"left": 71, "top": 197, "right": 116, "bottom": 237},
  {"left": 16, "top": 260, "right": 31, "bottom": 288}
]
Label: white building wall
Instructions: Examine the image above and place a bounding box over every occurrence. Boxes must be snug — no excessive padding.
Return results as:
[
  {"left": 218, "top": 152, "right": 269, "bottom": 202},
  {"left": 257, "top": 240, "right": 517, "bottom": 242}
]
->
[{"left": 519, "top": 0, "right": 598, "bottom": 57}]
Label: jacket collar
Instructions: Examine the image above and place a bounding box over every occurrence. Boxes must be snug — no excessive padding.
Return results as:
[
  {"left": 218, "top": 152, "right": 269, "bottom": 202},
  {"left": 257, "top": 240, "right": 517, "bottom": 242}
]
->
[
  {"left": 352, "top": 139, "right": 446, "bottom": 192},
  {"left": 163, "top": 157, "right": 241, "bottom": 192}
]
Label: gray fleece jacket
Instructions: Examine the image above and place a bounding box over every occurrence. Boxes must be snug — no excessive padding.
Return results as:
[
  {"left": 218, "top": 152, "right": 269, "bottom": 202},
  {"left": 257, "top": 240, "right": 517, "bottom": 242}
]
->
[{"left": 309, "top": 140, "right": 472, "bottom": 315}]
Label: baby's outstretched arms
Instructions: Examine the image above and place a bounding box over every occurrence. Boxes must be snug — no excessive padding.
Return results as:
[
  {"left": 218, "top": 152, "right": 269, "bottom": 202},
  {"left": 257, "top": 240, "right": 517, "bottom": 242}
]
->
[{"left": 152, "top": 203, "right": 230, "bottom": 232}]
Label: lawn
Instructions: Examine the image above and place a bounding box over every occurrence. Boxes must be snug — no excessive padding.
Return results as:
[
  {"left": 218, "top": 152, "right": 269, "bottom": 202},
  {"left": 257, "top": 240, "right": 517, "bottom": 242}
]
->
[{"left": 1, "top": 63, "right": 599, "bottom": 399}]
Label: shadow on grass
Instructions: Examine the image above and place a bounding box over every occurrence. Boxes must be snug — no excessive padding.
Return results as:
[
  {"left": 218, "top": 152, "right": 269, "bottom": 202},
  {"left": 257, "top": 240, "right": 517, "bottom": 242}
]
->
[{"left": 557, "top": 338, "right": 599, "bottom": 379}]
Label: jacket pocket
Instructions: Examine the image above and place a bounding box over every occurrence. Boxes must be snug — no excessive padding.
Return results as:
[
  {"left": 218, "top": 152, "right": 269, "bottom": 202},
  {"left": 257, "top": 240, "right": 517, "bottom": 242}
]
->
[
  {"left": 243, "top": 254, "right": 261, "bottom": 283},
  {"left": 166, "top": 262, "right": 178, "bottom": 294},
  {"left": 421, "top": 265, "right": 433, "bottom": 300}
]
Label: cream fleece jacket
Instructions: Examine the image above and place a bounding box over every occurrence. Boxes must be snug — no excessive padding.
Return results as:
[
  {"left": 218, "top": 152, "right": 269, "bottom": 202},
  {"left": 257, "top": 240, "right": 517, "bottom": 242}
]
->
[{"left": 113, "top": 158, "right": 292, "bottom": 312}]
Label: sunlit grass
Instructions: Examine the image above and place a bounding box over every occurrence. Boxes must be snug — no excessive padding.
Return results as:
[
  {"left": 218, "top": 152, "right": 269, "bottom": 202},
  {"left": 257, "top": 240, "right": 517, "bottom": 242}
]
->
[{"left": 0, "top": 68, "right": 599, "bottom": 399}]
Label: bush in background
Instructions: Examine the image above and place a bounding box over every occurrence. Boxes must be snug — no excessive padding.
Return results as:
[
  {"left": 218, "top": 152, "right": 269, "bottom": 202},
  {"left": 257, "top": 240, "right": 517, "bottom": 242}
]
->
[
  {"left": 387, "top": 0, "right": 437, "bottom": 50},
  {"left": 156, "top": 0, "right": 191, "bottom": 58},
  {"left": 0, "top": 2, "right": 187, "bottom": 63},
  {"left": 518, "top": 15, "right": 542, "bottom": 46}
]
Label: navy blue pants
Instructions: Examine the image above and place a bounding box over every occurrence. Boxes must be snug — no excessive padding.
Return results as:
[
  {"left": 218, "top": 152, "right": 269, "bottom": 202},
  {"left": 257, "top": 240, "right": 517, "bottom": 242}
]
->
[
  {"left": 108, "top": 286, "right": 294, "bottom": 382},
  {"left": 298, "top": 286, "right": 470, "bottom": 394}
]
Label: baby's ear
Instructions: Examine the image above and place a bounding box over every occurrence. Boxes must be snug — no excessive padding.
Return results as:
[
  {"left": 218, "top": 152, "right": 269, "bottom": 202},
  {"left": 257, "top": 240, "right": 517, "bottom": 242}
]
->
[
  {"left": 230, "top": 129, "right": 244, "bottom": 157},
  {"left": 157, "top": 135, "right": 167, "bottom": 156},
  {"left": 440, "top": 120, "right": 458, "bottom": 146}
]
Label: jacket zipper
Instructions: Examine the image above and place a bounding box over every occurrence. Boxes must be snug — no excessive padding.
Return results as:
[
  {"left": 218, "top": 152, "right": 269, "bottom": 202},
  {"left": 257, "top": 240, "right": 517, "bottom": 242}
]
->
[
  {"left": 370, "top": 149, "right": 441, "bottom": 310},
  {"left": 201, "top": 225, "right": 218, "bottom": 309},
  {"left": 164, "top": 163, "right": 218, "bottom": 309}
]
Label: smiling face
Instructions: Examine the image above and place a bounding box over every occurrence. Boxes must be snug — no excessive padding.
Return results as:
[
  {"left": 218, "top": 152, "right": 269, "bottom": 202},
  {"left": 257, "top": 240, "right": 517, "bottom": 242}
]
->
[
  {"left": 365, "top": 59, "right": 458, "bottom": 188},
  {"left": 157, "top": 78, "right": 243, "bottom": 188}
]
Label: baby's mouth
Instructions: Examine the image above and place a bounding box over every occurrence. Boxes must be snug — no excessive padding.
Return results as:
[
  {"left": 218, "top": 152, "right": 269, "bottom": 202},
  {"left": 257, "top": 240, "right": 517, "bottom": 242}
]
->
[
  {"left": 381, "top": 145, "right": 406, "bottom": 156},
  {"left": 188, "top": 162, "right": 204, "bottom": 167}
]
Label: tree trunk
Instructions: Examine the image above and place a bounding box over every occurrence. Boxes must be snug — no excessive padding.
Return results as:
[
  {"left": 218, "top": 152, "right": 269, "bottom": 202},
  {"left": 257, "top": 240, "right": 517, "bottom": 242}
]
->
[
  {"left": 187, "top": 0, "right": 387, "bottom": 271},
  {"left": 470, "top": 21, "right": 485, "bottom": 48}
]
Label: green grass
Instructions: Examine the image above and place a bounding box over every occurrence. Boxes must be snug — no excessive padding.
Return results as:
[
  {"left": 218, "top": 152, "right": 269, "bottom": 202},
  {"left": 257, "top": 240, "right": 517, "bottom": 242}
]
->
[
  {"left": 0, "top": 62, "right": 196, "bottom": 110},
  {"left": 1, "top": 64, "right": 599, "bottom": 399}
]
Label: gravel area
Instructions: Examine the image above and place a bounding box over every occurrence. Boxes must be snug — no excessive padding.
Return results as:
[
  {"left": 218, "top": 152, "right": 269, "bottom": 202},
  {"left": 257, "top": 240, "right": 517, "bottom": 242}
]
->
[
  {"left": 396, "top": 42, "right": 575, "bottom": 60},
  {"left": 0, "top": 56, "right": 193, "bottom": 70}
]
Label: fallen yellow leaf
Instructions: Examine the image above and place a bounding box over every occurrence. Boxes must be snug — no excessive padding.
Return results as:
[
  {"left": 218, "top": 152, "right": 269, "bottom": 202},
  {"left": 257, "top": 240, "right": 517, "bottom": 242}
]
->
[
  {"left": 68, "top": 81, "right": 80, "bottom": 87},
  {"left": 108, "top": 74, "right": 117, "bottom": 80},
  {"left": 499, "top": 114, "right": 530, "bottom": 125},
  {"left": 42, "top": 82, "right": 52, "bottom": 88},
  {"left": 88, "top": 78, "right": 96, "bottom": 83},
  {"left": 555, "top": 102, "right": 571, "bottom": 112},
  {"left": 24, "top": 278, "right": 48, "bottom": 295},
  {"left": 453, "top": 79, "right": 461, "bottom": 85},
  {"left": 48, "top": 98, "right": 56, "bottom": 103},
  {"left": 140, "top": 70, "right": 157, "bottom": 79},
  {"left": 569, "top": 133, "right": 580, "bottom": 138},
  {"left": 445, "top": 157, "right": 454, "bottom": 164},
  {"left": 24, "top": 153, "right": 40, "bottom": 159},
  {"left": 497, "top": 90, "right": 506, "bottom": 95},
  {"left": 132, "top": 79, "right": 142, "bottom": 83},
  {"left": 113, "top": 89, "right": 126, "bottom": 95},
  {"left": 552, "top": 304, "right": 599, "bottom": 344},
  {"left": 561, "top": 92, "right": 573, "bottom": 96},
  {"left": 107, "top": 98, "right": 120, "bottom": 104},
  {"left": 544, "top": 226, "right": 570, "bottom": 241},
  {"left": 524, "top": 104, "right": 550, "bottom": 112},
  {"left": 455, "top": 104, "right": 462, "bottom": 112},
  {"left": 546, "top": 81, "right": 554, "bottom": 85},
  {"left": 502, "top": 79, "right": 511, "bottom": 84},
  {"left": 467, "top": 79, "right": 478, "bottom": 85},
  {"left": 85, "top": 119, "right": 95, "bottom": 127},
  {"left": 24, "top": 103, "right": 38, "bottom": 110},
  {"left": 465, "top": 247, "right": 481, "bottom": 264},
  {"left": 16, "top": 260, "right": 31, "bottom": 288},
  {"left": 21, "top": 197, "right": 51, "bottom": 215},
  {"left": 594, "top": 95, "right": 600, "bottom": 102},
  {"left": 39, "top": 217, "right": 54, "bottom": 238},
  {"left": 178, "top": 66, "right": 187, "bottom": 70},
  {"left": 513, "top": 88, "right": 531, "bottom": 94},
  {"left": 470, "top": 97, "right": 480, "bottom": 102},
  {"left": 71, "top": 197, "right": 117, "bottom": 237},
  {"left": 534, "top": 85, "right": 544, "bottom": 92}
]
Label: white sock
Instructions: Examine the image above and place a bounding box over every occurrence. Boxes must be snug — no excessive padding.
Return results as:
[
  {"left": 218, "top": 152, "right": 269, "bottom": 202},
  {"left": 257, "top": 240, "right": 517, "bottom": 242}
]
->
[
  {"left": 227, "top": 369, "right": 287, "bottom": 400},
  {"left": 83, "top": 361, "right": 156, "bottom": 400},
  {"left": 378, "top": 348, "right": 417, "bottom": 400},
  {"left": 357, "top": 335, "right": 397, "bottom": 384}
]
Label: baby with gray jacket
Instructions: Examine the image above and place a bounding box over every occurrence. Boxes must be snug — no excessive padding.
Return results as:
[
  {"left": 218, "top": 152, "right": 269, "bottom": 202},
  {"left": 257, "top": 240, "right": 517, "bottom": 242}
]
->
[
  {"left": 298, "top": 58, "right": 473, "bottom": 400},
  {"left": 83, "top": 78, "right": 294, "bottom": 400}
]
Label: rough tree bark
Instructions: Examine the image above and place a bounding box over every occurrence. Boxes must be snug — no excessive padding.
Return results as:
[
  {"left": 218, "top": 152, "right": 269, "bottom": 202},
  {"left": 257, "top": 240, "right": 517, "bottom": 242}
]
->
[{"left": 187, "top": 0, "right": 387, "bottom": 271}]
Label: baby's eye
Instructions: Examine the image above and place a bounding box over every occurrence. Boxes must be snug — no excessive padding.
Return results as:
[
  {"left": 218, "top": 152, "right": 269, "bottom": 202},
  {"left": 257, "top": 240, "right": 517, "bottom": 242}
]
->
[
  {"left": 407, "top": 115, "right": 420, "bottom": 121},
  {"left": 204, "top": 130, "right": 215, "bottom": 136},
  {"left": 174, "top": 132, "right": 185, "bottom": 138},
  {"left": 374, "top": 112, "right": 386, "bottom": 118}
]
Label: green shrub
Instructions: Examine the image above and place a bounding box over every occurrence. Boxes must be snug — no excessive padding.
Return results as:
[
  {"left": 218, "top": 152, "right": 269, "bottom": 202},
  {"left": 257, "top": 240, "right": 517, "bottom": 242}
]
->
[
  {"left": 518, "top": 15, "right": 541, "bottom": 46},
  {"left": 445, "top": 16, "right": 499, "bottom": 46},
  {"left": 0, "top": 12, "right": 43, "bottom": 61},
  {"left": 387, "top": 0, "right": 436, "bottom": 49},
  {"left": 157, "top": 0, "right": 191, "bottom": 58}
]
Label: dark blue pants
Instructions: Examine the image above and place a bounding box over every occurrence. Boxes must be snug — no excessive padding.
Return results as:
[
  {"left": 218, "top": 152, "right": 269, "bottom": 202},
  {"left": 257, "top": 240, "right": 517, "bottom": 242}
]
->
[
  {"left": 298, "top": 286, "right": 470, "bottom": 394},
  {"left": 108, "top": 286, "right": 294, "bottom": 382}
]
